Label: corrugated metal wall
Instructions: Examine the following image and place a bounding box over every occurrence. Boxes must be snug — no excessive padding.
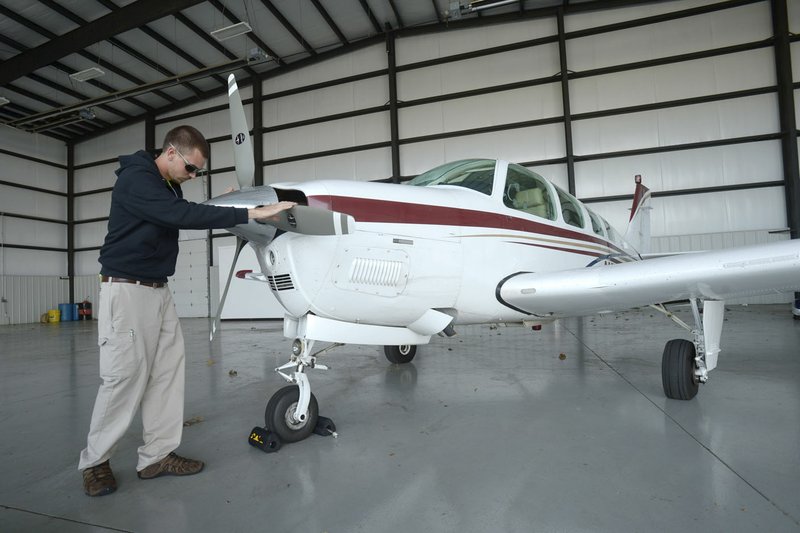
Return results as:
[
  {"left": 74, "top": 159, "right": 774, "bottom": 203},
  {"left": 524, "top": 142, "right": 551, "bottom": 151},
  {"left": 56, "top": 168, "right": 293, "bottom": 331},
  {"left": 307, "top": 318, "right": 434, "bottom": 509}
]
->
[{"left": 0, "top": 275, "right": 100, "bottom": 325}]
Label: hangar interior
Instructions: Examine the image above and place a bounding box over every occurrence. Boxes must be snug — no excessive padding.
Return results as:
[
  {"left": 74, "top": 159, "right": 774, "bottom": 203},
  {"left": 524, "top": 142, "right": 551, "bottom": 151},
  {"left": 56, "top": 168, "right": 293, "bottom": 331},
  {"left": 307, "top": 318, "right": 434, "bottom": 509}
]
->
[{"left": 0, "top": 0, "right": 799, "bottom": 531}]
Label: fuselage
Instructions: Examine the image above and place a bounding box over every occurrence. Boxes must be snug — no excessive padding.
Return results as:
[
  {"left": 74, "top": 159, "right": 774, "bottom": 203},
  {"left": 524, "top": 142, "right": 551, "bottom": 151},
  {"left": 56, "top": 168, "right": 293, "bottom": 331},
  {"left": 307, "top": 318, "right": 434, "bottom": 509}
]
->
[{"left": 254, "top": 159, "right": 640, "bottom": 328}]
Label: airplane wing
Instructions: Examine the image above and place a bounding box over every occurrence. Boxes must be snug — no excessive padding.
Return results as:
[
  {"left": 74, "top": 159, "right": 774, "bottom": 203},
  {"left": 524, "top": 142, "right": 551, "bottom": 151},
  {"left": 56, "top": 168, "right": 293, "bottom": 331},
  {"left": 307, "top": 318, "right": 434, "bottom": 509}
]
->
[{"left": 497, "top": 239, "right": 800, "bottom": 317}]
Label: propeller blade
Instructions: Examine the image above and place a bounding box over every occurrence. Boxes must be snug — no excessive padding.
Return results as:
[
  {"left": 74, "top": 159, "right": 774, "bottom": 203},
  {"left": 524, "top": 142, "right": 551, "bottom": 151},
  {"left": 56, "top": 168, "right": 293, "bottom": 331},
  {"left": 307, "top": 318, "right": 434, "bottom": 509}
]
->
[
  {"left": 256, "top": 204, "right": 356, "bottom": 236},
  {"left": 228, "top": 73, "right": 254, "bottom": 190},
  {"left": 210, "top": 236, "right": 248, "bottom": 341}
]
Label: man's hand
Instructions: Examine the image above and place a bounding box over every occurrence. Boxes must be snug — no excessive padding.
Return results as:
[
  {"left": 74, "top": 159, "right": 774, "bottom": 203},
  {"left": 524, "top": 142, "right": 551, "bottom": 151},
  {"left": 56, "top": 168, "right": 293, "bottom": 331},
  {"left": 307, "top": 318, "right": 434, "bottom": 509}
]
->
[{"left": 247, "top": 201, "right": 296, "bottom": 222}]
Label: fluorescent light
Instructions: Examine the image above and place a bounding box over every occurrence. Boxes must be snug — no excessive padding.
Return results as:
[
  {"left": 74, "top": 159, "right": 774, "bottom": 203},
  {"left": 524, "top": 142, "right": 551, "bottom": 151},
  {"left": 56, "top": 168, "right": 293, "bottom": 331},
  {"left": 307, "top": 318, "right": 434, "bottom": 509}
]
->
[
  {"left": 69, "top": 67, "right": 105, "bottom": 82},
  {"left": 211, "top": 22, "right": 252, "bottom": 42},
  {"left": 0, "top": 96, "right": 9, "bottom": 106}
]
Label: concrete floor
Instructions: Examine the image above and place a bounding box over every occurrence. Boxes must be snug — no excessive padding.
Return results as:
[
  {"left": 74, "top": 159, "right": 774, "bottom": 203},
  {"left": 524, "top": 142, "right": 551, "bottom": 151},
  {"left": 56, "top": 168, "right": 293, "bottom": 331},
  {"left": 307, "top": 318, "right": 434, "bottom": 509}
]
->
[{"left": 0, "top": 304, "right": 798, "bottom": 532}]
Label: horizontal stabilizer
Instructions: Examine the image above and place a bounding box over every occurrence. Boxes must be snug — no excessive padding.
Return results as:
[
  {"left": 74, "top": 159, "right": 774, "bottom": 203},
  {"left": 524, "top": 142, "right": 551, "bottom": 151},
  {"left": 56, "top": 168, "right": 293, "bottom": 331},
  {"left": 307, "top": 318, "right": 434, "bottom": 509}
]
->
[{"left": 498, "top": 239, "right": 800, "bottom": 317}]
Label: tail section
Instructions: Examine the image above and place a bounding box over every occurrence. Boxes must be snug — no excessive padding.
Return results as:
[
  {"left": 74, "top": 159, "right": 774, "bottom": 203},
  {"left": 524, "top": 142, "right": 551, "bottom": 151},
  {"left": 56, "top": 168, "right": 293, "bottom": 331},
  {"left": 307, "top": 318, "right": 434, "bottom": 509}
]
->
[{"left": 624, "top": 175, "right": 652, "bottom": 255}]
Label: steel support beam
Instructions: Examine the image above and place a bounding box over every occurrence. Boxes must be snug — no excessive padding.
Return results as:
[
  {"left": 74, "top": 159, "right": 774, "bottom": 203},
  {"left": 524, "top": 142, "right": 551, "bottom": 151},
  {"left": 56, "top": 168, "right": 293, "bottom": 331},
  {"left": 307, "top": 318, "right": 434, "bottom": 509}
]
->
[
  {"left": 0, "top": 0, "right": 205, "bottom": 86},
  {"left": 253, "top": 81, "right": 264, "bottom": 187},
  {"left": 771, "top": 0, "right": 800, "bottom": 238},
  {"left": 557, "top": 8, "right": 576, "bottom": 195},
  {"left": 386, "top": 32, "right": 400, "bottom": 182},
  {"left": 67, "top": 143, "right": 75, "bottom": 304}
]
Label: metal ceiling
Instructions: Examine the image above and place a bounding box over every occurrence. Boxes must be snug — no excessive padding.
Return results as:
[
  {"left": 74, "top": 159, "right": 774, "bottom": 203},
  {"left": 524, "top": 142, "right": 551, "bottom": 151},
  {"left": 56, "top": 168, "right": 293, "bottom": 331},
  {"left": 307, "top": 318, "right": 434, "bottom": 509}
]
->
[{"left": 0, "top": 0, "right": 632, "bottom": 143}]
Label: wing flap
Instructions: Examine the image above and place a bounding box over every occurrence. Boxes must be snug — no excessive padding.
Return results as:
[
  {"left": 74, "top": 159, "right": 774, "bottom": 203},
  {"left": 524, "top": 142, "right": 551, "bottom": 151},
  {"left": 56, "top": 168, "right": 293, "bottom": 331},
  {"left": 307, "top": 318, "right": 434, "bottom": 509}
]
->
[{"left": 498, "top": 240, "right": 800, "bottom": 317}]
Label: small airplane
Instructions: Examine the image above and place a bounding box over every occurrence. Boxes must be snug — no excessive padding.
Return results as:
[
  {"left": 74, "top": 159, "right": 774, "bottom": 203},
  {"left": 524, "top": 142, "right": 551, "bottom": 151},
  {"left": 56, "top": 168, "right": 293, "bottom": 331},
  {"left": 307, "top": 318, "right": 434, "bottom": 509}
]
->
[{"left": 205, "top": 74, "right": 800, "bottom": 445}]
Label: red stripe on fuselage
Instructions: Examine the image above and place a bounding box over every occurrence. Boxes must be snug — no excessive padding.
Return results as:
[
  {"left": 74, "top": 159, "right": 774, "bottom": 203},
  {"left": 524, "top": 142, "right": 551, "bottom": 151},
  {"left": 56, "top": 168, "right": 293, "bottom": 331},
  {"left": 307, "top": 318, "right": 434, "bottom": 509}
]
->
[{"left": 308, "top": 194, "right": 627, "bottom": 255}]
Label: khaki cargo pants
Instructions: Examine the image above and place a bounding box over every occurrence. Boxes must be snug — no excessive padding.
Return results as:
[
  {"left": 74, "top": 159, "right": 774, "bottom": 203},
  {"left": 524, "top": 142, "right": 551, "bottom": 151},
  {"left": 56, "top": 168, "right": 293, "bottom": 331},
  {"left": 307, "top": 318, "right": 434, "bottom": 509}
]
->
[{"left": 79, "top": 281, "right": 185, "bottom": 472}]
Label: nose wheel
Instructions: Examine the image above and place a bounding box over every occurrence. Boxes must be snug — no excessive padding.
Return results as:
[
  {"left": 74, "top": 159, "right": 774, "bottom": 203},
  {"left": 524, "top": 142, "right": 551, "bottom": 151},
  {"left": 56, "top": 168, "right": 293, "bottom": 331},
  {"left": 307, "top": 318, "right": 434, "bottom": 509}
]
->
[{"left": 265, "top": 385, "right": 319, "bottom": 443}]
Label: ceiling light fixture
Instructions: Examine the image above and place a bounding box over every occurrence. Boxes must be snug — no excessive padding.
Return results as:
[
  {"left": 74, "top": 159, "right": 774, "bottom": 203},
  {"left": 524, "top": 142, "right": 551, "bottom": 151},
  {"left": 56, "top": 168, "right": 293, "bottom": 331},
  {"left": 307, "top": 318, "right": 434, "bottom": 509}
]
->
[
  {"left": 69, "top": 67, "right": 106, "bottom": 82},
  {"left": 5, "top": 55, "right": 266, "bottom": 132},
  {"left": 211, "top": 22, "right": 252, "bottom": 42}
]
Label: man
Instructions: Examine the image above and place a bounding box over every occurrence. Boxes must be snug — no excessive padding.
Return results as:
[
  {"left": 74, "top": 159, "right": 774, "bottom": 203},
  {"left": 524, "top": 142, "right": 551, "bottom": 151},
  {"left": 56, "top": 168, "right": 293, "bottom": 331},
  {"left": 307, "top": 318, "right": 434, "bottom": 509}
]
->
[{"left": 79, "top": 125, "right": 294, "bottom": 497}]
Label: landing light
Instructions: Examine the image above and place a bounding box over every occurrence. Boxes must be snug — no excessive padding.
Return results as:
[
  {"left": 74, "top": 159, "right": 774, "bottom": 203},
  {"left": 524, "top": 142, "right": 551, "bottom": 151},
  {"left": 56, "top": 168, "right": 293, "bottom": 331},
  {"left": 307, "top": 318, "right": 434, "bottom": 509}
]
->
[{"left": 292, "top": 339, "right": 304, "bottom": 356}]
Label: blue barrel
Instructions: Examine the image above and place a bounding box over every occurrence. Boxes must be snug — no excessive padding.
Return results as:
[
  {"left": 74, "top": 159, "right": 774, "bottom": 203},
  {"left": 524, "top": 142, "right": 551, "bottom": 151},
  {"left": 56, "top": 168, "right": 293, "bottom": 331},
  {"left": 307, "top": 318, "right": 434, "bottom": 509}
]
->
[{"left": 58, "top": 303, "right": 73, "bottom": 321}]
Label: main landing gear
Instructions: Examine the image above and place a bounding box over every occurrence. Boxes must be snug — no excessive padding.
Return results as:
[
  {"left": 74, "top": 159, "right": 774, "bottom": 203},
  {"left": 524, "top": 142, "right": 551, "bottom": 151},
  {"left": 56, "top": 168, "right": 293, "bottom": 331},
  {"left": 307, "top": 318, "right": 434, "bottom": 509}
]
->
[{"left": 653, "top": 299, "right": 725, "bottom": 400}]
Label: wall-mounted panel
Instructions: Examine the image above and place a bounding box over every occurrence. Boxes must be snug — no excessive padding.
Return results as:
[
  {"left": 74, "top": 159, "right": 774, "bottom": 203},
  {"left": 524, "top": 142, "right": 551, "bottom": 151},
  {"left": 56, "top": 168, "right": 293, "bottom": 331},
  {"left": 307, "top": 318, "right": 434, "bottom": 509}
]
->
[
  {"left": 0, "top": 125, "right": 65, "bottom": 163},
  {"left": 264, "top": 112, "right": 390, "bottom": 161},
  {"left": 575, "top": 140, "right": 782, "bottom": 198},
  {"left": 0, "top": 249, "right": 66, "bottom": 277},
  {"left": 567, "top": 2, "right": 771, "bottom": 72},
  {"left": 74, "top": 162, "right": 119, "bottom": 194},
  {"left": 74, "top": 221, "right": 108, "bottom": 251},
  {"left": 572, "top": 94, "right": 779, "bottom": 156},
  {"left": 168, "top": 238, "right": 208, "bottom": 318},
  {"left": 74, "top": 192, "right": 112, "bottom": 221},
  {"left": 75, "top": 250, "right": 101, "bottom": 277},
  {"left": 264, "top": 147, "right": 393, "bottom": 183},
  {"left": 565, "top": 0, "right": 720, "bottom": 32},
  {"left": 396, "top": 17, "right": 556, "bottom": 65},
  {"left": 265, "top": 44, "right": 386, "bottom": 94},
  {"left": 570, "top": 48, "right": 775, "bottom": 115},
  {"left": 0, "top": 153, "right": 66, "bottom": 192},
  {"left": 398, "top": 44, "right": 560, "bottom": 102},
  {"left": 74, "top": 123, "right": 144, "bottom": 166},
  {"left": 265, "top": 77, "right": 388, "bottom": 126},
  {"left": 0, "top": 186, "right": 65, "bottom": 220},
  {"left": 399, "top": 83, "right": 562, "bottom": 139}
]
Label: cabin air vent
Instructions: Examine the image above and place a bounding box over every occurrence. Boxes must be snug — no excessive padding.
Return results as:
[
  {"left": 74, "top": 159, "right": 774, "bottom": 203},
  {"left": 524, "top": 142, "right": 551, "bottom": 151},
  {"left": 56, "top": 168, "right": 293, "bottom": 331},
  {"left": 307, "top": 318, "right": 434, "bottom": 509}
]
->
[
  {"left": 349, "top": 258, "right": 404, "bottom": 287},
  {"left": 268, "top": 274, "right": 294, "bottom": 291}
]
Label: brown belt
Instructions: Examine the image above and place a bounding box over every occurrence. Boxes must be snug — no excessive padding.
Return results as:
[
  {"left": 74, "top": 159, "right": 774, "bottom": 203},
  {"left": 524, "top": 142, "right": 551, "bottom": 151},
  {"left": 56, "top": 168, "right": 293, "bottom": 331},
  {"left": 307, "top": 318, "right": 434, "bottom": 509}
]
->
[{"left": 100, "top": 275, "right": 167, "bottom": 288}]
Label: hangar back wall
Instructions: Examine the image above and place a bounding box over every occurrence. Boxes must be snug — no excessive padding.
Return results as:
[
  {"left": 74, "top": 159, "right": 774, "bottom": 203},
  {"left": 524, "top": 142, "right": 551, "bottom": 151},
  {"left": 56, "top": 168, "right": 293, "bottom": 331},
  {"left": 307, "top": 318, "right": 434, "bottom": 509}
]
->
[{"left": 1, "top": 0, "right": 798, "bottom": 323}]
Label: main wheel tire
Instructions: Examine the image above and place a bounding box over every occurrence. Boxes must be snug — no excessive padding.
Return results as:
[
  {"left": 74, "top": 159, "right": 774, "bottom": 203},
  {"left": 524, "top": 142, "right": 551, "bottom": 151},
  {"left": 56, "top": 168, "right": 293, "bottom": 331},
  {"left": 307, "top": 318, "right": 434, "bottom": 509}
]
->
[
  {"left": 661, "top": 339, "right": 699, "bottom": 400},
  {"left": 383, "top": 344, "right": 417, "bottom": 364},
  {"left": 264, "top": 386, "right": 319, "bottom": 443}
]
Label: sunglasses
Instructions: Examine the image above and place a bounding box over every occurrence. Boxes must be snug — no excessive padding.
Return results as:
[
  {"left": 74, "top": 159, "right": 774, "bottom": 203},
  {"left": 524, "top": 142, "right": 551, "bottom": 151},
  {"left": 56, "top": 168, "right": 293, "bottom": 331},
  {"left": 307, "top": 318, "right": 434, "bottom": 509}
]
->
[{"left": 169, "top": 143, "right": 207, "bottom": 176}]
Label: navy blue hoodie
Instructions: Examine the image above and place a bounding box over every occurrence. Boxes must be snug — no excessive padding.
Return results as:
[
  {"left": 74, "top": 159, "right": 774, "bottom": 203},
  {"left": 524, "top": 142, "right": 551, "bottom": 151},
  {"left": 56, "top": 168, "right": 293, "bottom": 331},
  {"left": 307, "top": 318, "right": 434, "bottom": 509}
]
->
[{"left": 99, "top": 150, "right": 248, "bottom": 282}]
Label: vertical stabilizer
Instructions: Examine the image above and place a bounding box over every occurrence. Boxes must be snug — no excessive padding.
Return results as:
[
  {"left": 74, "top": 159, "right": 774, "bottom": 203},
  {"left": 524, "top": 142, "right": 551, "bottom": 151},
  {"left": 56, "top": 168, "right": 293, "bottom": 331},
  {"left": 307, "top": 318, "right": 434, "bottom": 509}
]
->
[{"left": 624, "top": 175, "right": 652, "bottom": 255}]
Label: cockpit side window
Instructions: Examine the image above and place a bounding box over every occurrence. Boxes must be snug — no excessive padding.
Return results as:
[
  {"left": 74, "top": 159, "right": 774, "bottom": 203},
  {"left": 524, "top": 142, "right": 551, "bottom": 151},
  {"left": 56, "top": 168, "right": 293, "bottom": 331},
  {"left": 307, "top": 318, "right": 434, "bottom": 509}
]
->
[
  {"left": 503, "top": 164, "right": 556, "bottom": 220},
  {"left": 553, "top": 185, "right": 585, "bottom": 228},
  {"left": 407, "top": 159, "right": 495, "bottom": 195},
  {"left": 587, "top": 210, "right": 605, "bottom": 237}
]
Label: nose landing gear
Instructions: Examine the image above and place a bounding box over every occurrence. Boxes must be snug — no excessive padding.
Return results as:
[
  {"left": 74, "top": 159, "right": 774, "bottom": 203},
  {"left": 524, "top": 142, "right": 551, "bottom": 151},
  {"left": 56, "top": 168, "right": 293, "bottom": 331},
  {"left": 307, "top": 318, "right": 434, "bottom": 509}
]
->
[{"left": 256, "top": 338, "right": 339, "bottom": 447}]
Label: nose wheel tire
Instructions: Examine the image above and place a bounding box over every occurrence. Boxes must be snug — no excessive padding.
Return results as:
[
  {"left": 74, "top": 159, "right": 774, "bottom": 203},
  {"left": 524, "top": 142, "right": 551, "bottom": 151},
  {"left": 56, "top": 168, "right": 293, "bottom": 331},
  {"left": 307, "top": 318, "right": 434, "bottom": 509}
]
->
[
  {"left": 265, "top": 385, "right": 319, "bottom": 443},
  {"left": 661, "top": 339, "right": 699, "bottom": 400},
  {"left": 383, "top": 344, "right": 417, "bottom": 364}
]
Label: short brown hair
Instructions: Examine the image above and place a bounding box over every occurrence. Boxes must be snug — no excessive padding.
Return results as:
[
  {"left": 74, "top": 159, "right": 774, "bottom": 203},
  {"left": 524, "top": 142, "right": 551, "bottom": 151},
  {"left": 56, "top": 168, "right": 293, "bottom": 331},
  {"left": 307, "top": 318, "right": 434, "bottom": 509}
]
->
[{"left": 162, "top": 125, "right": 209, "bottom": 159}]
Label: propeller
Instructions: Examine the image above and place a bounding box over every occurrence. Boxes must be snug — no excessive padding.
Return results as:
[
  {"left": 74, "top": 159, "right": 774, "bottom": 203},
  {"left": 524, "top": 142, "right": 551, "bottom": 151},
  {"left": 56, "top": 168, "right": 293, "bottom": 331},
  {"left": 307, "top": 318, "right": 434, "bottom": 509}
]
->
[
  {"left": 209, "top": 74, "right": 357, "bottom": 340},
  {"left": 228, "top": 73, "right": 255, "bottom": 190},
  {"left": 210, "top": 236, "right": 247, "bottom": 341}
]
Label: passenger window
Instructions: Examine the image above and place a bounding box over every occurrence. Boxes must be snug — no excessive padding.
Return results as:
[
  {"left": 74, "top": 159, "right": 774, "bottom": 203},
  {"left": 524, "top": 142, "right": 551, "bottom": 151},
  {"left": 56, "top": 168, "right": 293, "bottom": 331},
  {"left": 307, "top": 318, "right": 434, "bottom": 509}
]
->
[
  {"left": 601, "top": 216, "right": 622, "bottom": 243},
  {"left": 587, "top": 210, "right": 605, "bottom": 237},
  {"left": 553, "top": 186, "right": 585, "bottom": 228},
  {"left": 503, "top": 164, "right": 555, "bottom": 221}
]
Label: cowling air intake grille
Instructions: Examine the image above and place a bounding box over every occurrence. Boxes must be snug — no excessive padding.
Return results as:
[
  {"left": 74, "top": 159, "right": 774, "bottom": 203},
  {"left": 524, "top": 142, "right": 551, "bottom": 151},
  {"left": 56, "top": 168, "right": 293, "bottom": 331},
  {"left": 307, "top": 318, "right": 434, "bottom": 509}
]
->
[
  {"left": 268, "top": 274, "right": 294, "bottom": 291},
  {"left": 349, "top": 258, "right": 404, "bottom": 287}
]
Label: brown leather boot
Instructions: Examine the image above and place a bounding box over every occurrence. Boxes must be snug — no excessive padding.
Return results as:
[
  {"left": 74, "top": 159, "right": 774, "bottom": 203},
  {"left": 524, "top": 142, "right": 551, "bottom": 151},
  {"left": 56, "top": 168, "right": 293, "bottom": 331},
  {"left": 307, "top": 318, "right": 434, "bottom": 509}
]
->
[
  {"left": 137, "top": 452, "right": 204, "bottom": 479},
  {"left": 82, "top": 460, "right": 117, "bottom": 497}
]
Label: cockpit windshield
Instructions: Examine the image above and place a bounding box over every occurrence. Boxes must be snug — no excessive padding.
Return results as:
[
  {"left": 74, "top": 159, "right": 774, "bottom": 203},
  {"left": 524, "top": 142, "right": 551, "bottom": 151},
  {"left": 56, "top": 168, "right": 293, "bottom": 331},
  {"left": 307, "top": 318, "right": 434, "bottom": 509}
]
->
[{"left": 407, "top": 159, "right": 495, "bottom": 195}]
